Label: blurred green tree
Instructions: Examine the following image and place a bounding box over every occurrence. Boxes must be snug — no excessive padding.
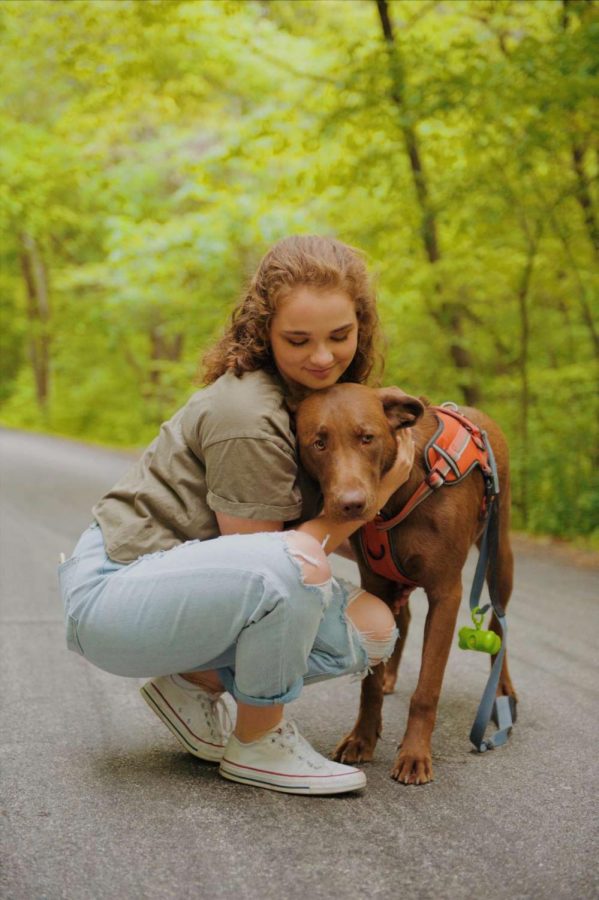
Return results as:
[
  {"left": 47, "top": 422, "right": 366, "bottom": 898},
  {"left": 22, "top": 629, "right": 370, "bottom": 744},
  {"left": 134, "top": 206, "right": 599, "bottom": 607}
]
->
[{"left": 0, "top": 0, "right": 596, "bottom": 541}]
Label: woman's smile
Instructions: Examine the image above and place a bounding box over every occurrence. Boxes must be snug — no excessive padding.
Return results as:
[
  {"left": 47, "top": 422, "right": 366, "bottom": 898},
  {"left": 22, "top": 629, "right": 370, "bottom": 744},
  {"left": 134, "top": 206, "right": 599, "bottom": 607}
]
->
[{"left": 305, "top": 365, "right": 335, "bottom": 379}]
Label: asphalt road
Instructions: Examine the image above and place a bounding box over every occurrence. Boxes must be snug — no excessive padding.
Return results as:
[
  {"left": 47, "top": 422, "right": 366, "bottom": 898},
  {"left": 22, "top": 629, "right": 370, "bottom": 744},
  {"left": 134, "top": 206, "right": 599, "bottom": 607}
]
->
[{"left": 1, "top": 428, "right": 597, "bottom": 900}]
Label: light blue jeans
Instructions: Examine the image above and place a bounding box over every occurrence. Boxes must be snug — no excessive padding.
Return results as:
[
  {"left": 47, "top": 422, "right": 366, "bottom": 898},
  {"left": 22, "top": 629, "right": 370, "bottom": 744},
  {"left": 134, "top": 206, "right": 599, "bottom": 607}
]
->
[{"left": 58, "top": 522, "right": 372, "bottom": 707}]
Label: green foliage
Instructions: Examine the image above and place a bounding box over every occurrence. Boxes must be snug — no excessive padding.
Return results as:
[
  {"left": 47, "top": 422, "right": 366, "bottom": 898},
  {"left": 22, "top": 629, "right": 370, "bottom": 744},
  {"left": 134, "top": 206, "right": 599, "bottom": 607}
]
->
[{"left": 1, "top": 0, "right": 597, "bottom": 540}]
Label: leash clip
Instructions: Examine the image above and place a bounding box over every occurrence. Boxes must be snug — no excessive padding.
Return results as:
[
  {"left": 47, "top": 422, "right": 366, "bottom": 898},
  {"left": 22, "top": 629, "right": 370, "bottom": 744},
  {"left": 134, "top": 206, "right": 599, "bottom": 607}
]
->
[{"left": 482, "top": 430, "right": 500, "bottom": 496}]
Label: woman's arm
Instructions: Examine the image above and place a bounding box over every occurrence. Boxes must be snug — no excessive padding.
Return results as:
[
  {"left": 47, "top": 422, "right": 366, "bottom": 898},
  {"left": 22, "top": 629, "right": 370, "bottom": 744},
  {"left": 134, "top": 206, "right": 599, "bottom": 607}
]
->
[
  {"left": 216, "top": 508, "right": 360, "bottom": 552},
  {"left": 216, "top": 513, "right": 283, "bottom": 535}
]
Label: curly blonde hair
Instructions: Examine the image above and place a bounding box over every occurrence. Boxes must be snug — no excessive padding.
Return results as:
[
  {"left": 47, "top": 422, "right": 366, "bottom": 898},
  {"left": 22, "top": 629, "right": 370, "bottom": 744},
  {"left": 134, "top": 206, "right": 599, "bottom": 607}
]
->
[{"left": 202, "top": 234, "right": 383, "bottom": 385}]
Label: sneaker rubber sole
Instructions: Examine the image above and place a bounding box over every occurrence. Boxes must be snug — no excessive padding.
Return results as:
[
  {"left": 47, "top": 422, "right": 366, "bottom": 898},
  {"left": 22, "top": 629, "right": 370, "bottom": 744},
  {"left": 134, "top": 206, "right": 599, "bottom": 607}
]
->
[
  {"left": 140, "top": 681, "right": 225, "bottom": 762},
  {"left": 219, "top": 758, "right": 366, "bottom": 795}
]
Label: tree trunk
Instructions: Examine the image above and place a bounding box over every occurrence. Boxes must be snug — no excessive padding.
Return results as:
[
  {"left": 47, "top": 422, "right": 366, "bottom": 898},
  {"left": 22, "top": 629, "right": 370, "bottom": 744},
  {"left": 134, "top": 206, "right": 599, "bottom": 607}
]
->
[
  {"left": 516, "top": 232, "right": 540, "bottom": 527},
  {"left": 149, "top": 327, "right": 184, "bottom": 386},
  {"left": 548, "top": 206, "right": 599, "bottom": 361},
  {"left": 571, "top": 141, "right": 599, "bottom": 259},
  {"left": 19, "top": 233, "right": 50, "bottom": 412},
  {"left": 375, "top": 0, "right": 479, "bottom": 405},
  {"left": 375, "top": 0, "right": 439, "bottom": 265},
  {"left": 562, "top": 0, "right": 599, "bottom": 258}
]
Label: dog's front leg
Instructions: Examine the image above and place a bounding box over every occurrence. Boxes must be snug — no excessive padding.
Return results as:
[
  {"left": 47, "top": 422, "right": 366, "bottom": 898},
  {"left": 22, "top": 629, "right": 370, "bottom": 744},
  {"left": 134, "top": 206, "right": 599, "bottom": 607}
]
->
[
  {"left": 392, "top": 584, "right": 462, "bottom": 785},
  {"left": 333, "top": 663, "right": 385, "bottom": 764}
]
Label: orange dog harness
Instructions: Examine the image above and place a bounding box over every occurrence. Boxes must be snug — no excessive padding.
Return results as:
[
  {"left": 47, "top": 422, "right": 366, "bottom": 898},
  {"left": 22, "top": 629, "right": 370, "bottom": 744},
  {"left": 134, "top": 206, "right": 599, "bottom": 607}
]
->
[{"left": 358, "top": 404, "right": 499, "bottom": 603}]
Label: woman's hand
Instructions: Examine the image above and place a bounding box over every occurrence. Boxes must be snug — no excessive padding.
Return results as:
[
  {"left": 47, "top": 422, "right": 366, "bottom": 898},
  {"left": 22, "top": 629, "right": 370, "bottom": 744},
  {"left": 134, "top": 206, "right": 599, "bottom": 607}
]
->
[{"left": 376, "top": 430, "right": 416, "bottom": 510}]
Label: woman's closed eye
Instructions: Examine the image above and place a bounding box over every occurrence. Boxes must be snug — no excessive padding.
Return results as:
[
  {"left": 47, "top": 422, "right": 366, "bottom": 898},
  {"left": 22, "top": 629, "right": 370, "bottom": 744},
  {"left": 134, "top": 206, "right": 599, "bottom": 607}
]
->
[{"left": 286, "top": 335, "right": 350, "bottom": 347}]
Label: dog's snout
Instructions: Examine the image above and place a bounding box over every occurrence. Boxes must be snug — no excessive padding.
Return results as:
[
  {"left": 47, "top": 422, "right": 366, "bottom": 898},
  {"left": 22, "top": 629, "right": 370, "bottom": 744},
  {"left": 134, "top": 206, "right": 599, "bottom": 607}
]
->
[{"left": 340, "top": 491, "right": 368, "bottom": 518}]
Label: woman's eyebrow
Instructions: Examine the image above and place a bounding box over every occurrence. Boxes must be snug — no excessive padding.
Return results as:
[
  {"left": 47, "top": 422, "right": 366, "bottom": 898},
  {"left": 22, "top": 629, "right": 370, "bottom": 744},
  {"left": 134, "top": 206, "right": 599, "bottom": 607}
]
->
[{"left": 281, "top": 323, "right": 355, "bottom": 336}]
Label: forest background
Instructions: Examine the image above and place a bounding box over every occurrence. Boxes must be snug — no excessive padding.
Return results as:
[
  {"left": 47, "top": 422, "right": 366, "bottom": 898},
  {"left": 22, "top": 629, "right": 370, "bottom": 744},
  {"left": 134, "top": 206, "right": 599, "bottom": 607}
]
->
[{"left": 1, "top": 0, "right": 597, "bottom": 543}]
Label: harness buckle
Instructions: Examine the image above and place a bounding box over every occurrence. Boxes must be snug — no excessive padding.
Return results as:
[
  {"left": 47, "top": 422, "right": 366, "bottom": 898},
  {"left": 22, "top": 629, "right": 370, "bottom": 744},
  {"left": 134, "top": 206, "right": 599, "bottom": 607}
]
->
[{"left": 426, "top": 470, "right": 445, "bottom": 490}]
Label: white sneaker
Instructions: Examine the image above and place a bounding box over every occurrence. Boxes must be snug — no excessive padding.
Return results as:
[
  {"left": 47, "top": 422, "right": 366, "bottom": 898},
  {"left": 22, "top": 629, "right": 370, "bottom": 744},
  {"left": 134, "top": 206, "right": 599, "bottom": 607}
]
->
[
  {"left": 219, "top": 720, "right": 367, "bottom": 795},
  {"left": 140, "top": 675, "right": 233, "bottom": 762}
]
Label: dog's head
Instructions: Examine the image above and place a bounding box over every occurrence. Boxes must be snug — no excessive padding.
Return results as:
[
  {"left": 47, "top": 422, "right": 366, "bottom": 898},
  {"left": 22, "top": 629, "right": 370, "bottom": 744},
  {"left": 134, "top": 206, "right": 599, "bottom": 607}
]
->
[{"left": 295, "top": 383, "right": 424, "bottom": 522}]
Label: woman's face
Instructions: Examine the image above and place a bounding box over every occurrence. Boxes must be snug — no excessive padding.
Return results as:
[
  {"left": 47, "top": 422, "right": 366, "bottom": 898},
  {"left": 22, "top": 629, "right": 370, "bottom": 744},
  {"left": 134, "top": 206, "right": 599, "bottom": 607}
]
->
[{"left": 270, "top": 285, "right": 359, "bottom": 390}]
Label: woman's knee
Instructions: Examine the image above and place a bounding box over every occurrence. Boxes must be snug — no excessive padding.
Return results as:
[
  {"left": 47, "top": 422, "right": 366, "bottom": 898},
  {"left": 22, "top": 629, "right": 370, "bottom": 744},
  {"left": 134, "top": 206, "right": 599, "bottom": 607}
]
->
[
  {"left": 284, "top": 531, "right": 331, "bottom": 586},
  {"left": 346, "top": 591, "right": 398, "bottom": 666}
]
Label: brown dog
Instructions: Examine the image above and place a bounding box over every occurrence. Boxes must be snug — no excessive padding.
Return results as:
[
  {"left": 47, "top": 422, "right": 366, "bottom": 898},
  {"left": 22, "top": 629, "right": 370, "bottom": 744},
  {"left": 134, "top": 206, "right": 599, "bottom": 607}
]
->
[{"left": 295, "top": 383, "right": 517, "bottom": 785}]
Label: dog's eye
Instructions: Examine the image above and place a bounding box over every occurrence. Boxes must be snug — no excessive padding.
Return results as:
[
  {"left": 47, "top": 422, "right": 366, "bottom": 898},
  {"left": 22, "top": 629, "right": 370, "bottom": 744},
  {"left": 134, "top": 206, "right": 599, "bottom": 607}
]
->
[
  {"left": 313, "top": 438, "right": 326, "bottom": 451},
  {"left": 361, "top": 434, "right": 375, "bottom": 445}
]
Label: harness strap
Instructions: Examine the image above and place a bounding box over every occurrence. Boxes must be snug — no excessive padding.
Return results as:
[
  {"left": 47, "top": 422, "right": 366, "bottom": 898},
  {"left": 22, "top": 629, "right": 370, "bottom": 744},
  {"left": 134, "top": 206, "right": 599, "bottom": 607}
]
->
[
  {"left": 374, "top": 406, "right": 491, "bottom": 533},
  {"left": 438, "top": 403, "right": 487, "bottom": 448},
  {"left": 358, "top": 522, "right": 419, "bottom": 588},
  {"left": 375, "top": 480, "right": 434, "bottom": 531}
]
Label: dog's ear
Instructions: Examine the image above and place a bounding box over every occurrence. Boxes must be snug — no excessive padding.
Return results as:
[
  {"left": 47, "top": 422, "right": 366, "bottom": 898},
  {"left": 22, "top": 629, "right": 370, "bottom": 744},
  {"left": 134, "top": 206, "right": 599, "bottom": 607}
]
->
[{"left": 376, "top": 387, "right": 425, "bottom": 430}]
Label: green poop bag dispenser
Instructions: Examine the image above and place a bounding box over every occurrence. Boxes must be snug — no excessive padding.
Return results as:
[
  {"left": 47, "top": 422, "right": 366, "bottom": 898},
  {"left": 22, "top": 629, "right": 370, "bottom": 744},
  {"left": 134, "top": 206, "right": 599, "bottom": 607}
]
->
[{"left": 458, "top": 606, "right": 501, "bottom": 655}]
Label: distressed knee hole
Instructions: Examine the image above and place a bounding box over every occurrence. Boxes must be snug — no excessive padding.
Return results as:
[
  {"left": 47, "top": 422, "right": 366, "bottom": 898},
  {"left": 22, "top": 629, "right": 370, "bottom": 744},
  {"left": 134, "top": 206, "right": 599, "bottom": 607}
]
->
[
  {"left": 358, "top": 626, "right": 398, "bottom": 667},
  {"left": 345, "top": 590, "right": 398, "bottom": 666},
  {"left": 346, "top": 590, "right": 395, "bottom": 634}
]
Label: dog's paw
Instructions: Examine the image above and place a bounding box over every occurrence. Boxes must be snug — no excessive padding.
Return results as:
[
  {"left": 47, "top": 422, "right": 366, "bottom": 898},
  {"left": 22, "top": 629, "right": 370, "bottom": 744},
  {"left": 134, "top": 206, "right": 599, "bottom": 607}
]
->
[
  {"left": 391, "top": 747, "right": 434, "bottom": 785},
  {"left": 333, "top": 730, "right": 378, "bottom": 764}
]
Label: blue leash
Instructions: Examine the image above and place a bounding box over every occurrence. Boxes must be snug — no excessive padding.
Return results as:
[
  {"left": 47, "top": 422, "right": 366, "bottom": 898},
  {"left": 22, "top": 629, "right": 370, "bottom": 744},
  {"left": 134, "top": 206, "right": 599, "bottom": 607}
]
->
[{"left": 466, "top": 433, "right": 514, "bottom": 752}]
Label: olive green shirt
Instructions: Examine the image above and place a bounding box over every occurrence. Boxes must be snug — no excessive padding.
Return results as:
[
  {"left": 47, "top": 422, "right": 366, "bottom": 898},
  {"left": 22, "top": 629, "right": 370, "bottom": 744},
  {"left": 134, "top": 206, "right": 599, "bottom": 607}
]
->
[{"left": 92, "top": 369, "right": 322, "bottom": 563}]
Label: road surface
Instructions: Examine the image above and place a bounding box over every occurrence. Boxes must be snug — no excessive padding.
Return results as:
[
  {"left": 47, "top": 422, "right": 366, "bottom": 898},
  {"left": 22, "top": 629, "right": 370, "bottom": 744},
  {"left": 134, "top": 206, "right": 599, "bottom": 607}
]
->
[{"left": 1, "top": 428, "right": 597, "bottom": 900}]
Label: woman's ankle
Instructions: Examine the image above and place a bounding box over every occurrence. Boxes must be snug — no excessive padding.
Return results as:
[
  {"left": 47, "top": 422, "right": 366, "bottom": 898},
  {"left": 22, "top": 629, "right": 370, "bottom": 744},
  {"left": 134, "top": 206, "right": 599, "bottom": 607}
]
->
[{"left": 234, "top": 702, "right": 284, "bottom": 743}]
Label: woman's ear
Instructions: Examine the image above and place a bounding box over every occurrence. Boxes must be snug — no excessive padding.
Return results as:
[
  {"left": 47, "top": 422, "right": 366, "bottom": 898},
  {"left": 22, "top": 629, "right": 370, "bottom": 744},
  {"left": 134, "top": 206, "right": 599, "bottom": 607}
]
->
[{"left": 376, "top": 387, "right": 425, "bottom": 430}]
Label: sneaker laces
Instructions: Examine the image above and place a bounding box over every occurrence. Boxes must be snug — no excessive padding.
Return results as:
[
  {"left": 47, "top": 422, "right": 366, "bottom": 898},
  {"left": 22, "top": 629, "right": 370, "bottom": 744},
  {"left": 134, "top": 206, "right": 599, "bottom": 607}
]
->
[
  {"left": 267, "top": 720, "right": 328, "bottom": 771},
  {"left": 193, "top": 690, "right": 233, "bottom": 742}
]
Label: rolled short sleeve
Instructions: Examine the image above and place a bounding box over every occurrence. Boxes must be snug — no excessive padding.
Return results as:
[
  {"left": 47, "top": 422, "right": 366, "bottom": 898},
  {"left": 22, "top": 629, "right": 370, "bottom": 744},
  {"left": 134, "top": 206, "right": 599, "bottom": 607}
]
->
[{"left": 204, "top": 437, "right": 303, "bottom": 521}]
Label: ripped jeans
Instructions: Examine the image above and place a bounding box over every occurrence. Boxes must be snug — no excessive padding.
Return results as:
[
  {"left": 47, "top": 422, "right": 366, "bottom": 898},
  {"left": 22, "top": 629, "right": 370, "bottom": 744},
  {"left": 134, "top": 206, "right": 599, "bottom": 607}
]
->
[{"left": 58, "top": 523, "right": 398, "bottom": 707}]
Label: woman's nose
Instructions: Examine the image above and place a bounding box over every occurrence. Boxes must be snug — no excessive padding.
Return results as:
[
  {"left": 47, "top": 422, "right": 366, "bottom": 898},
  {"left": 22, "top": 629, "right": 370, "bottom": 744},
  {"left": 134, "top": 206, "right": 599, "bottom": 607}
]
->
[{"left": 309, "top": 344, "right": 334, "bottom": 367}]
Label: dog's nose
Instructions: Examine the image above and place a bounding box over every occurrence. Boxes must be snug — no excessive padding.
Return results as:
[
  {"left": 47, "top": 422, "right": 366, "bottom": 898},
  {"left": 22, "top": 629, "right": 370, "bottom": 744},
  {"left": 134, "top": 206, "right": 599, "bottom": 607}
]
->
[{"left": 340, "top": 492, "right": 367, "bottom": 518}]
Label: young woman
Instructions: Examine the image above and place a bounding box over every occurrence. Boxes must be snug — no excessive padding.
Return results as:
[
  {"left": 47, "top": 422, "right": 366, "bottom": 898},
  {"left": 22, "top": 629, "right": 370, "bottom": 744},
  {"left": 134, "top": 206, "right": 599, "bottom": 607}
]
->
[{"left": 58, "top": 235, "right": 414, "bottom": 795}]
